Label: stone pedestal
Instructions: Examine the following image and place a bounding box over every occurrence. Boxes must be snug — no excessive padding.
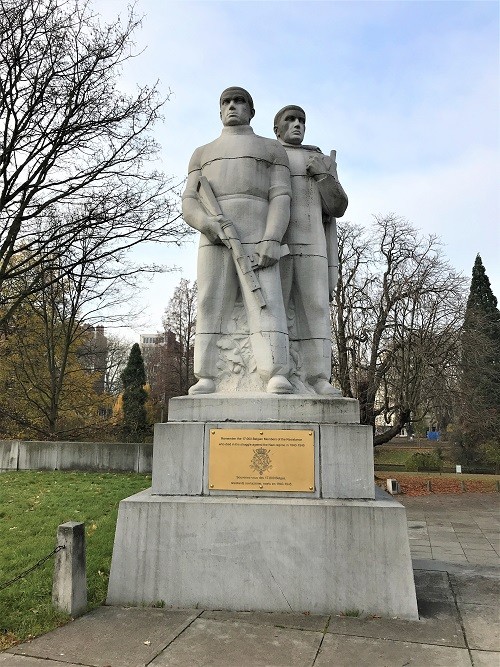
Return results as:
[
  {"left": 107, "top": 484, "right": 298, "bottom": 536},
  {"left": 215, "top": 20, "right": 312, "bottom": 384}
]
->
[{"left": 107, "top": 395, "right": 418, "bottom": 619}]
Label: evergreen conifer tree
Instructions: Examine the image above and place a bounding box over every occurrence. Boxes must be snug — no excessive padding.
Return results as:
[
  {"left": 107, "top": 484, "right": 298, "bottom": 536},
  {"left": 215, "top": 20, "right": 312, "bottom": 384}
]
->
[
  {"left": 466, "top": 254, "right": 499, "bottom": 317},
  {"left": 121, "top": 343, "right": 149, "bottom": 441},
  {"left": 458, "top": 255, "right": 500, "bottom": 463}
]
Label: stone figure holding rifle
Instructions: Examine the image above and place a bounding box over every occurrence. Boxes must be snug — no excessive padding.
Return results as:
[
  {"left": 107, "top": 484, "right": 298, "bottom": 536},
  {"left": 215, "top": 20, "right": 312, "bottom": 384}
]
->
[
  {"left": 182, "top": 87, "right": 293, "bottom": 394},
  {"left": 274, "top": 105, "right": 348, "bottom": 395}
]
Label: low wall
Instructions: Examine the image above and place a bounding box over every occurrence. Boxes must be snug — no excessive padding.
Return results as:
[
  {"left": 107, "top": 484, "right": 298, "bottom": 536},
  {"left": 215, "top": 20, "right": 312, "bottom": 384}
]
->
[{"left": 0, "top": 439, "right": 152, "bottom": 473}]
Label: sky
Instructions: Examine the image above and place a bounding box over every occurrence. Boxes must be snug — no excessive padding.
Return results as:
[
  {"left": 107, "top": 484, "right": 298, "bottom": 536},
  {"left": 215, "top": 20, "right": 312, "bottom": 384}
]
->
[{"left": 94, "top": 0, "right": 500, "bottom": 341}]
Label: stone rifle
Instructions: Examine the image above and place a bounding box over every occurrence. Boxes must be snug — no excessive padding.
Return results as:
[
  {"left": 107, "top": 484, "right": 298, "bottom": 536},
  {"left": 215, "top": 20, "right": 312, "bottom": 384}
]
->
[
  {"left": 325, "top": 150, "right": 340, "bottom": 300},
  {"left": 196, "top": 176, "right": 268, "bottom": 308}
]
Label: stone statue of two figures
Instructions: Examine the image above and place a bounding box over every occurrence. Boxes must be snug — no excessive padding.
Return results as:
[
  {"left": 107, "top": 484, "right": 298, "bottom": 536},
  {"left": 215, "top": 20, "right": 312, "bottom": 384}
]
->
[{"left": 182, "top": 87, "right": 348, "bottom": 396}]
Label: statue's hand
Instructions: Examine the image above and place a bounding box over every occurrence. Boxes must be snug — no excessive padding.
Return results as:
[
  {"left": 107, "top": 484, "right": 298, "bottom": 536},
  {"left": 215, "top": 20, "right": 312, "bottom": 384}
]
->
[
  {"left": 203, "top": 215, "right": 227, "bottom": 245},
  {"left": 306, "top": 154, "right": 329, "bottom": 178},
  {"left": 256, "top": 239, "right": 280, "bottom": 268}
]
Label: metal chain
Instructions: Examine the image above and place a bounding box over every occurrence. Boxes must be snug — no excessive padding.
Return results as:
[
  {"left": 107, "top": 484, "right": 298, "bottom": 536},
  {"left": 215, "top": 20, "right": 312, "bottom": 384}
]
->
[{"left": 0, "top": 545, "right": 66, "bottom": 591}]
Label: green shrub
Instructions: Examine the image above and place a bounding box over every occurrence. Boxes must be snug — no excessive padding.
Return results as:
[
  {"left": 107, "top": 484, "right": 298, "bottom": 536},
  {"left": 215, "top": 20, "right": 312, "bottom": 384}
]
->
[
  {"left": 481, "top": 439, "right": 500, "bottom": 473},
  {"left": 407, "top": 450, "right": 443, "bottom": 472}
]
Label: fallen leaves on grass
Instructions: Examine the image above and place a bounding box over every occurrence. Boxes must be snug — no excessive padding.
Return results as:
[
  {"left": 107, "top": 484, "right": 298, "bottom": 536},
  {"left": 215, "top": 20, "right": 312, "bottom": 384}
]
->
[
  {"left": 375, "top": 473, "right": 498, "bottom": 496},
  {"left": 0, "top": 631, "right": 19, "bottom": 651}
]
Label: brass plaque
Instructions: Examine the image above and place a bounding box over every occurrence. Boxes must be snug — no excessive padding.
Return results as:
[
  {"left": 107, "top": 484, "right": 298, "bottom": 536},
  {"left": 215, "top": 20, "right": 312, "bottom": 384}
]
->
[{"left": 208, "top": 429, "right": 314, "bottom": 492}]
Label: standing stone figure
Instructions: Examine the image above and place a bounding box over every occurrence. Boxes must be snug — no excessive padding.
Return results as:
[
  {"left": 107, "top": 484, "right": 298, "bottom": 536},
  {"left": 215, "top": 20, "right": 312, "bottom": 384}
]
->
[
  {"left": 182, "top": 87, "right": 293, "bottom": 394},
  {"left": 274, "top": 105, "right": 348, "bottom": 395}
]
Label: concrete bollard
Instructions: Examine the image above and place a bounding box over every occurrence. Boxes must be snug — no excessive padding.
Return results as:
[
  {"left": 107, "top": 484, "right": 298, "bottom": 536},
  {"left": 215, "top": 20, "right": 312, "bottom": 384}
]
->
[
  {"left": 386, "top": 479, "right": 401, "bottom": 495},
  {"left": 52, "top": 522, "right": 87, "bottom": 617}
]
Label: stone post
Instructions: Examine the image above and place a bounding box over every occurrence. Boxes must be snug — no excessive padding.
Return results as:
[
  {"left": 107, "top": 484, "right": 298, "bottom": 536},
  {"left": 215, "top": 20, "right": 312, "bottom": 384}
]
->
[{"left": 52, "top": 521, "right": 87, "bottom": 617}]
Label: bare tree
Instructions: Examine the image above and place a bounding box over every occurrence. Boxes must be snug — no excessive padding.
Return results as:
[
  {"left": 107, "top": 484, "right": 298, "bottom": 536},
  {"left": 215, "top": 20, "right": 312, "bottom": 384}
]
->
[
  {"left": 162, "top": 278, "right": 197, "bottom": 396},
  {"left": 0, "top": 0, "right": 188, "bottom": 327},
  {"left": 102, "top": 334, "right": 131, "bottom": 396},
  {"left": 332, "top": 215, "right": 466, "bottom": 445}
]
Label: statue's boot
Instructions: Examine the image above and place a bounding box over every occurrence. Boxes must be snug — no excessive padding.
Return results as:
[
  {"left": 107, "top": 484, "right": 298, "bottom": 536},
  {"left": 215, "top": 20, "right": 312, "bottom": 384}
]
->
[
  {"left": 188, "top": 378, "right": 216, "bottom": 395},
  {"left": 311, "top": 378, "right": 342, "bottom": 396},
  {"left": 266, "top": 375, "right": 293, "bottom": 394}
]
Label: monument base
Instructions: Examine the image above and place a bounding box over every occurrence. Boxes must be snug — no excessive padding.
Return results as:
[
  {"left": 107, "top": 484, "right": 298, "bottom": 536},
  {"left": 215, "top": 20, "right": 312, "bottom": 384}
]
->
[
  {"left": 107, "top": 396, "right": 418, "bottom": 619},
  {"left": 106, "top": 488, "right": 418, "bottom": 619}
]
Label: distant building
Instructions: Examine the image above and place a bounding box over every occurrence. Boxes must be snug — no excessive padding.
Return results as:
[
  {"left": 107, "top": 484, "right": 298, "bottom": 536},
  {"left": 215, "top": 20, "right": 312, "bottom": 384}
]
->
[
  {"left": 139, "top": 331, "right": 178, "bottom": 365},
  {"left": 140, "top": 333, "right": 167, "bottom": 348},
  {"left": 140, "top": 331, "right": 183, "bottom": 419}
]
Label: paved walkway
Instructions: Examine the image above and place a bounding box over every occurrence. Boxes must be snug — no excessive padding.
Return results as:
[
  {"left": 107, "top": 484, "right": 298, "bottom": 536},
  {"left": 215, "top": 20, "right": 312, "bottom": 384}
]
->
[
  {"left": 403, "top": 493, "right": 500, "bottom": 567},
  {"left": 1, "top": 493, "right": 499, "bottom": 667}
]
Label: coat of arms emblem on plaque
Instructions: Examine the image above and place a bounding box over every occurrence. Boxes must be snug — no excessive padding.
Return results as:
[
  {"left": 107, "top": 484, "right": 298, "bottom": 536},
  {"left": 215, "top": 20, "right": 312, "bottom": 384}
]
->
[{"left": 250, "top": 447, "right": 272, "bottom": 475}]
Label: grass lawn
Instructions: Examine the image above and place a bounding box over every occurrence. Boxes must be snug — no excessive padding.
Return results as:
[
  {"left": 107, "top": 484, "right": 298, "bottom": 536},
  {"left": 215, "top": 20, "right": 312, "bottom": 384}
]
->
[
  {"left": 374, "top": 445, "right": 454, "bottom": 467},
  {"left": 374, "top": 448, "right": 413, "bottom": 466},
  {"left": 0, "top": 471, "right": 151, "bottom": 650}
]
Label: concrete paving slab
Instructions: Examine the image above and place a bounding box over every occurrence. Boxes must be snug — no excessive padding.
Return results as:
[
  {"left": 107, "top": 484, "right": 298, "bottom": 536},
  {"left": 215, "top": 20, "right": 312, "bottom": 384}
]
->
[
  {"left": 412, "top": 553, "right": 434, "bottom": 561},
  {"left": 430, "top": 544, "right": 464, "bottom": 552},
  {"left": 429, "top": 541, "right": 463, "bottom": 550},
  {"left": 454, "top": 528, "right": 486, "bottom": 534},
  {"left": 484, "top": 533, "right": 500, "bottom": 543},
  {"left": 470, "top": 649, "right": 500, "bottom": 666},
  {"left": 314, "top": 634, "right": 472, "bottom": 667},
  {"left": 0, "top": 657, "right": 81, "bottom": 666},
  {"left": 411, "top": 548, "right": 433, "bottom": 556},
  {"left": 433, "top": 555, "right": 469, "bottom": 565},
  {"left": 430, "top": 544, "right": 465, "bottom": 552},
  {"left": 431, "top": 550, "right": 466, "bottom": 561},
  {"left": 429, "top": 538, "right": 462, "bottom": 546},
  {"left": 326, "top": 600, "right": 465, "bottom": 647},
  {"left": 201, "top": 610, "right": 329, "bottom": 632},
  {"left": 463, "top": 553, "right": 499, "bottom": 566},
  {"left": 413, "top": 559, "right": 499, "bottom": 578},
  {"left": 476, "top": 520, "right": 500, "bottom": 528},
  {"left": 450, "top": 574, "right": 500, "bottom": 605},
  {"left": 413, "top": 570, "right": 455, "bottom": 602},
  {"left": 408, "top": 530, "right": 429, "bottom": 539},
  {"left": 430, "top": 541, "right": 464, "bottom": 550},
  {"left": 463, "top": 548, "right": 498, "bottom": 557},
  {"left": 459, "top": 604, "right": 500, "bottom": 651},
  {"left": 407, "top": 522, "right": 428, "bottom": 531},
  {"left": 459, "top": 539, "right": 494, "bottom": 549},
  {"left": 410, "top": 544, "right": 431, "bottom": 550},
  {"left": 459, "top": 535, "right": 491, "bottom": 542},
  {"left": 9, "top": 607, "right": 200, "bottom": 667},
  {"left": 464, "top": 533, "right": 500, "bottom": 549},
  {"left": 148, "top": 617, "right": 322, "bottom": 667}
]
